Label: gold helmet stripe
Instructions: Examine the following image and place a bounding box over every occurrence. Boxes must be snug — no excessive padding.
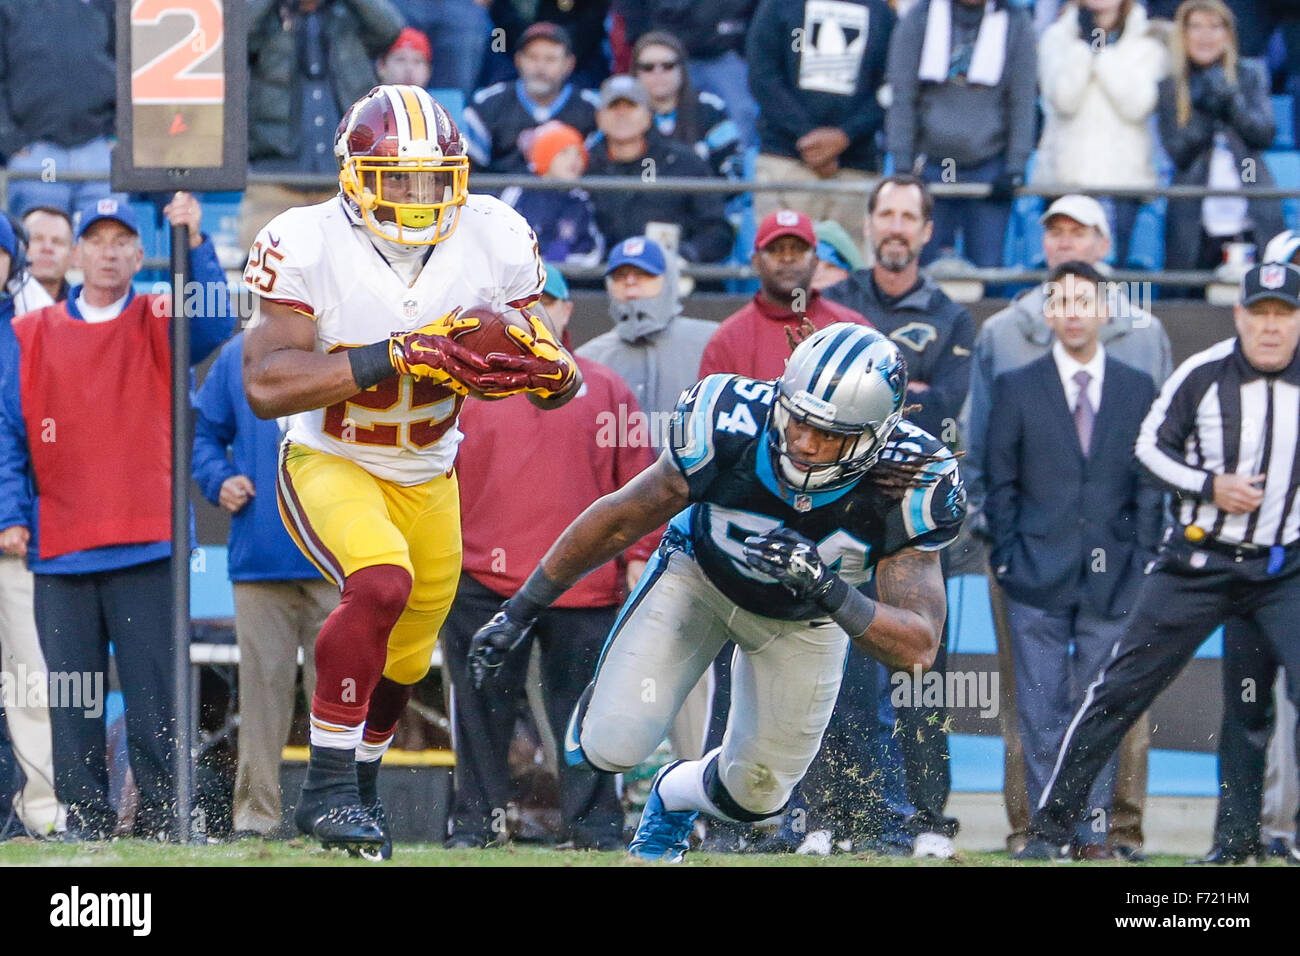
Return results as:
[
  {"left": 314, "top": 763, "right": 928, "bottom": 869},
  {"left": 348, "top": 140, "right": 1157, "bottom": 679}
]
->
[{"left": 398, "top": 85, "right": 428, "bottom": 142}]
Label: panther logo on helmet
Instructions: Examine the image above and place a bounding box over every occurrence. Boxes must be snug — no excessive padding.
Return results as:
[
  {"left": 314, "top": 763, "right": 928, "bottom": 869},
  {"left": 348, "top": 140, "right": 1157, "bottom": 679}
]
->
[{"left": 335, "top": 85, "right": 470, "bottom": 246}]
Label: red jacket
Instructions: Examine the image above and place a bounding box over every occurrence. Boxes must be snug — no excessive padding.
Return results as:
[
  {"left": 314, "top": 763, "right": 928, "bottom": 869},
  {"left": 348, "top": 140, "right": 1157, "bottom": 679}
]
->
[
  {"left": 698, "top": 290, "right": 872, "bottom": 380},
  {"left": 456, "top": 357, "right": 659, "bottom": 608}
]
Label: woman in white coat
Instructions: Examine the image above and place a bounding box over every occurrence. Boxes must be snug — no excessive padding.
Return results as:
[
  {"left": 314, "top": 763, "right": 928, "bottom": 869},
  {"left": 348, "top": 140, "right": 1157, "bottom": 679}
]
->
[{"left": 1035, "top": 0, "right": 1168, "bottom": 267}]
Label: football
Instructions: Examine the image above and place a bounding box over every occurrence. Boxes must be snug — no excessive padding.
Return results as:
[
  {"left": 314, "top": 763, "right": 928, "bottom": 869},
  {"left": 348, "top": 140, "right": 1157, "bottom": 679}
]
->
[{"left": 450, "top": 306, "right": 533, "bottom": 359}]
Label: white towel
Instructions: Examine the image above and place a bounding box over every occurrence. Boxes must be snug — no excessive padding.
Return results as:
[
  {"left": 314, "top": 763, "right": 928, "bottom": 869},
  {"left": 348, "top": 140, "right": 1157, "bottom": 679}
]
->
[{"left": 918, "top": 0, "right": 1010, "bottom": 87}]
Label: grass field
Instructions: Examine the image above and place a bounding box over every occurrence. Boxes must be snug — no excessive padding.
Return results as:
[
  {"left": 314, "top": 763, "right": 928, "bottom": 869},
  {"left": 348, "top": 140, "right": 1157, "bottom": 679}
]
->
[{"left": 0, "top": 837, "right": 1247, "bottom": 867}]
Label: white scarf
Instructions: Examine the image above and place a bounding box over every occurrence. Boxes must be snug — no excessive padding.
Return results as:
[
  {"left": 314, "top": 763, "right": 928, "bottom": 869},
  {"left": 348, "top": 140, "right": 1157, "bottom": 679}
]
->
[{"left": 918, "top": 0, "right": 1010, "bottom": 87}]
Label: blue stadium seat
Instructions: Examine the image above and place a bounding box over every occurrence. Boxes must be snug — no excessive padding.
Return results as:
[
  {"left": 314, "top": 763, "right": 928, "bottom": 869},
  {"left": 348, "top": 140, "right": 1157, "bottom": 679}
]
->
[
  {"left": 429, "top": 87, "right": 466, "bottom": 130},
  {"left": 191, "top": 545, "right": 234, "bottom": 619},
  {"left": 1272, "top": 94, "right": 1295, "bottom": 150},
  {"left": 1263, "top": 150, "right": 1300, "bottom": 230}
]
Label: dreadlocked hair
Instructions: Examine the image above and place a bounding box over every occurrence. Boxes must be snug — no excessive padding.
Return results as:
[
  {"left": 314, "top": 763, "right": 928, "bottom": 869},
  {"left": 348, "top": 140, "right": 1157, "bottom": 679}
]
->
[{"left": 867, "top": 405, "right": 966, "bottom": 499}]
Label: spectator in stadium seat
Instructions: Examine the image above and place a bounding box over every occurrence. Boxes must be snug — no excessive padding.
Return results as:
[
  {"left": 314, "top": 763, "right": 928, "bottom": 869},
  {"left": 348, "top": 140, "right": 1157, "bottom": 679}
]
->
[
  {"left": 0, "top": 193, "right": 234, "bottom": 841},
  {"left": 441, "top": 266, "right": 654, "bottom": 849},
  {"left": 585, "top": 76, "right": 734, "bottom": 265},
  {"left": 962, "top": 193, "right": 1170, "bottom": 856},
  {"left": 811, "top": 221, "right": 866, "bottom": 291},
  {"left": 462, "top": 23, "right": 601, "bottom": 174},
  {"left": 631, "top": 32, "right": 742, "bottom": 180},
  {"left": 748, "top": 0, "right": 895, "bottom": 252},
  {"left": 1035, "top": 1, "right": 1167, "bottom": 268},
  {"left": 376, "top": 27, "right": 434, "bottom": 88},
  {"left": 985, "top": 259, "right": 1162, "bottom": 860},
  {"left": 484, "top": 1, "right": 613, "bottom": 92},
  {"left": 0, "top": 212, "right": 62, "bottom": 841},
  {"left": 0, "top": 0, "right": 115, "bottom": 217},
  {"left": 390, "top": 0, "right": 492, "bottom": 97},
  {"left": 20, "top": 208, "right": 73, "bottom": 304},
  {"left": 192, "top": 332, "right": 339, "bottom": 841},
  {"left": 242, "top": 0, "right": 403, "bottom": 252},
  {"left": 625, "top": 1, "right": 760, "bottom": 151},
  {"left": 500, "top": 121, "right": 603, "bottom": 268},
  {"left": 699, "top": 211, "right": 872, "bottom": 381},
  {"left": 1158, "top": 0, "right": 1284, "bottom": 284},
  {"left": 886, "top": 0, "right": 1038, "bottom": 269}
]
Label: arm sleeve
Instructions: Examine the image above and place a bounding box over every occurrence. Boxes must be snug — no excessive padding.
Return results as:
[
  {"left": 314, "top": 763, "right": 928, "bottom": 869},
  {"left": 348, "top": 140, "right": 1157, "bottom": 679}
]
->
[
  {"left": 1157, "top": 78, "right": 1215, "bottom": 172},
  {"left": 1134, "top": 358, "right": 1217, "bottom": 497},
  {"left": 745, "top": 0, "right": 818, "bottom": 143},
  {"left": 343, "top": 0, "right": 405, "bottom": 57},
  {"left": 1225, "top": 62, "right": 1277, "bottom": 151},
  {"left": 1038, "top": 27, "right": 1094, "bottom": 119},
  {"left": 191, "top": 345, "right": 240, "bottom": 506},
  {"left": 881, "top": 444, "right": 967, "bottom": 554},
  {"left": 0, "top": 329, "right": 32, "bottom": 530},
  {"left": 884, "top": 4, "right": 923, "bottom": 169},
  {"left": 186, "top": 237, "right": 235, "bottom": 364},
  {"left": 678, "top": 152, "right": 735, "bottom": 264},
  {"left": 666, "top": 373, "right": 753, "bottom": 499},
  {"left": 983, "top": 372, "right": 1022, "bottom": 560},
  {"left": 1093, "top": 35, "right": 1162, "bottom": 123},
  {"left": 1003, "top": 15, "right": 1039, "bottom": 175},
  {"left": 960, "top": 324, "right": 997, "bottom": 508},
  {"left": 919, "top": 307, "right": 974, "bottom": 436}
]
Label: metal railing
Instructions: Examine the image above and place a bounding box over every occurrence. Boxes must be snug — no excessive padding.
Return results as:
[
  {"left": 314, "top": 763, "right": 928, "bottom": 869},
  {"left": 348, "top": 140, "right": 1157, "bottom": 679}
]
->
[{"left": 9, "top": 167, "right": 1295, "bottom": 286}]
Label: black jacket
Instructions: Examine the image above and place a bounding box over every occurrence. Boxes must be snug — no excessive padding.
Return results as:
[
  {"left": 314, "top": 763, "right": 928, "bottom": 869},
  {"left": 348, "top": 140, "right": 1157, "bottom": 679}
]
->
[
  {"left": 746, "top": 0, "right": 895, "bottom": 172},
  {"left": 986, "top": 354, "right": 1162, "bottom": 617},
  {"left": 823, "top": 271, "right": 973, "bottom": 442},
  {"left": 0, "top": 0, "right": 116, "bottom": 159},
  {"left": 585, "top": 129, "right": 735, "bottom": 263},
  {"left": 641, "top": 0, "right": 756, "bottom": 60},
  {"left": 1158, "top": 61, "right": 1285, "bottom": 269}
]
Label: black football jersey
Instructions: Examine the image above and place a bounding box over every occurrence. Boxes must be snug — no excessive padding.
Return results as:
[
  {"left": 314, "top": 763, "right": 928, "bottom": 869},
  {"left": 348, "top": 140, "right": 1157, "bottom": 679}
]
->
[{"left": 666, "top": 374, "right": 966, "bottom": 621}]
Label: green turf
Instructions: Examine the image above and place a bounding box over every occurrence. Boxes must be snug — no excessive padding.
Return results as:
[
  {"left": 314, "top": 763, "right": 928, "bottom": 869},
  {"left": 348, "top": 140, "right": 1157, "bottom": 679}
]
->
[{"left": 0, "top": 838, "right": 1243, "bottom": 867}]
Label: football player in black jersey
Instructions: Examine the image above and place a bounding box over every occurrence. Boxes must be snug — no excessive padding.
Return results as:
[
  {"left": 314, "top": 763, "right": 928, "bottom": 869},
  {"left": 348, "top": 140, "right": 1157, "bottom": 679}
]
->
[{"left": 469, "top": 323, "right": 966, "bottom": 860}]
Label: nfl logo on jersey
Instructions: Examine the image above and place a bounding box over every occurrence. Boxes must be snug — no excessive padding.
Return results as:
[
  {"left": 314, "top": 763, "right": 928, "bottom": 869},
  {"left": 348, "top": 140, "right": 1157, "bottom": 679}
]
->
[{"left": 403, "top": 298, "right": 418, "bottom": 319}]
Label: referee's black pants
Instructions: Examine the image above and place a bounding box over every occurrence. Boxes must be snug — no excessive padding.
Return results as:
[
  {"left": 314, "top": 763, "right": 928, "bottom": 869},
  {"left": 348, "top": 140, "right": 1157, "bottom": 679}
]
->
[
  {"left": 1030, "top": 542, "right": 1300, "bottom": 846},
  {"left": 1215, "top": 616, "right": 1295, "bottom": 852},
  {"left": 441, "top": 574, "right": 623, "bottom": 848},
  {"left": 33, "top": 558, "right": 177, "bottom": 838}
]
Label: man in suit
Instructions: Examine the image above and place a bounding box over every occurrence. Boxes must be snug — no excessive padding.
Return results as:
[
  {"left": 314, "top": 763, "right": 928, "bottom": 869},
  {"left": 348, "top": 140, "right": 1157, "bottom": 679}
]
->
[{"left": 985, "top": 260, "right": 1163, "bottom": 859}]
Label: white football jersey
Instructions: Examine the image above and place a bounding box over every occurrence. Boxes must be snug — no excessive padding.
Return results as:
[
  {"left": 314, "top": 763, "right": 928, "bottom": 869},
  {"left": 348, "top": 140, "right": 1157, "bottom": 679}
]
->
[{"left": 245, "top": 194, "right": 546, "bottom": 485}]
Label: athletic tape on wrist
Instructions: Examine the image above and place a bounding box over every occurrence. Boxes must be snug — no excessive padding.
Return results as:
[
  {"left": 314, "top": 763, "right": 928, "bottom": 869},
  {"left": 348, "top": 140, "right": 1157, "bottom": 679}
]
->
[
  {"left": 349, "top": 340, "right": 396, "bottom": 390},
  {"left": 506, "top": 566, "right": 567, "bottom": 621}
]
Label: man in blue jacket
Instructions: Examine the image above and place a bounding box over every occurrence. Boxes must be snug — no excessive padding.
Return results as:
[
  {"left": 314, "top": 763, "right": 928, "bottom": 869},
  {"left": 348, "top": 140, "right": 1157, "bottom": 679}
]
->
[
  {"left": 194, "top": 332, "right": 339, "bottom": 840},
  {"left": 0, "top": 193, "right": 233, "bottom": 840}
]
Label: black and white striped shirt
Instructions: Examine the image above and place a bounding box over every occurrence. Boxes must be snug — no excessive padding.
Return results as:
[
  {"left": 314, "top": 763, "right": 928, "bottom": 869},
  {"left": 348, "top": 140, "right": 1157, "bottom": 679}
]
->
[{"left": 1136, "top": 338, "right": 1300, "bottom": 547}]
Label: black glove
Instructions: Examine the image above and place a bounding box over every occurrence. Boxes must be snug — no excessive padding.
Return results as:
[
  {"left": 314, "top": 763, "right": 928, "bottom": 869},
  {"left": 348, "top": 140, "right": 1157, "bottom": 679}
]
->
[
  {"left": 467, "top": 604, "right": 534, "bottom": 689},
  {"left": 1195, "top": 65, "right": 1236, "bottom": 118},
  {"left": 742, "top": 528, "right": 841, "bottom": 608},
  {"left": 988, "top": 170, "right": 1023, "bottom": 203}
]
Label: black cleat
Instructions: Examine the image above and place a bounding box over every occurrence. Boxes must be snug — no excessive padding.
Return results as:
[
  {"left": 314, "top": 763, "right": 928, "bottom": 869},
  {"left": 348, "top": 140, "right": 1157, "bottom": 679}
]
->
[
  {"left": 362, "top": 799, "right": 392, "bottom": 861},
  {"left": 294, "top": 745, "right": 384, "bottom": 856},
  {"left": 355, "top": 757, "right": 392, "bottom": 860},
  {"left": 1184, "top": 845, "right": 1258, "bottom": 865},
  {"left": 1013, "top": 836, "right": 1072, "bottom": 861}
]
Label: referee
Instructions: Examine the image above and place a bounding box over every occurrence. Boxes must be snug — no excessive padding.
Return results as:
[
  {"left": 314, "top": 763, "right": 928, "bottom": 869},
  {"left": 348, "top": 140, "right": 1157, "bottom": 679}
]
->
[{"left": 1018, "top": 262, "right": 1300, "bottom": 863}]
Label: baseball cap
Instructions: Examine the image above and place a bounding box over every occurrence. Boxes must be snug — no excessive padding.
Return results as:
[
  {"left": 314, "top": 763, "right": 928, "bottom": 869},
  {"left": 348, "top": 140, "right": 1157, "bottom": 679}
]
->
[
  {"left": 605, "top": 236, "right": 666, "bottom": 276},
  {"left": 1263, "top": 229, "right": 1300, "bottom": 265},
  {"left": 75, "top": 195, "right": 140, "bottom": 241},
  {"left": 519, "top": 22, "right": 573, "bottom": 54},
  {"left": 814, "top": 220, "right": 865, "bottom": 272},
  {"left": 541, "top": 264, "right": 570, "bottom": 301},
  {"left": 755, "top": 210, "right": 816, "bottom": 252},
  {"left": 387, "top": 26, "right": 432, "bottom": 62},
  {"left": 598, "top": 74, "right": 650, "bottom": 110},
  {"left": 1039, "top": 194, "right": 1111, "bottom": 241},
  {"left": 1241, "top": 261, "right": 1300, "bottom": 307}
]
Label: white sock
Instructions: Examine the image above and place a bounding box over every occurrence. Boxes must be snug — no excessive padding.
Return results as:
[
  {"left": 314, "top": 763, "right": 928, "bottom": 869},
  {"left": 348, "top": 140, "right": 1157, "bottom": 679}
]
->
[
  {"left": 308, "top": 713, "right": 364, "bottom": 750},
  {"left": 656, "top": 749, "right": 725, "bottom": 816},
  {"left": 356, "top": 734, "right": 393, "bottom": 764}
]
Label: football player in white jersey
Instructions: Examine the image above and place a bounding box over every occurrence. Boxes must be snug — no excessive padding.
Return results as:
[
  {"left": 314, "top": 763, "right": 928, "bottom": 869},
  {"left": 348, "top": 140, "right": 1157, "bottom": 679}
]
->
[{"left": 242, "top": 85, "right": 579, "bottom": 857}]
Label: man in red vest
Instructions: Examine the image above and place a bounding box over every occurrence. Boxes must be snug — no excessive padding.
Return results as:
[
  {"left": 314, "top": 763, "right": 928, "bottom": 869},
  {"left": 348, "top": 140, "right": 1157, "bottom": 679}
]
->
[{"left": 0, "top": 192, "right": 234, "bottom": 840}]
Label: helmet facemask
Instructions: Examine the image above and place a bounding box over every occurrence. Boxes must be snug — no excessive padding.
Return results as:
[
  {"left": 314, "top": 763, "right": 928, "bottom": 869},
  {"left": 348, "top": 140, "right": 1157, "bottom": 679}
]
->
[
  {"left": 342, "top": 152, "right": 468, "bottom": 246},
  {"left": 767, "top": 389, "right": 896, "bottom": 494}
]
